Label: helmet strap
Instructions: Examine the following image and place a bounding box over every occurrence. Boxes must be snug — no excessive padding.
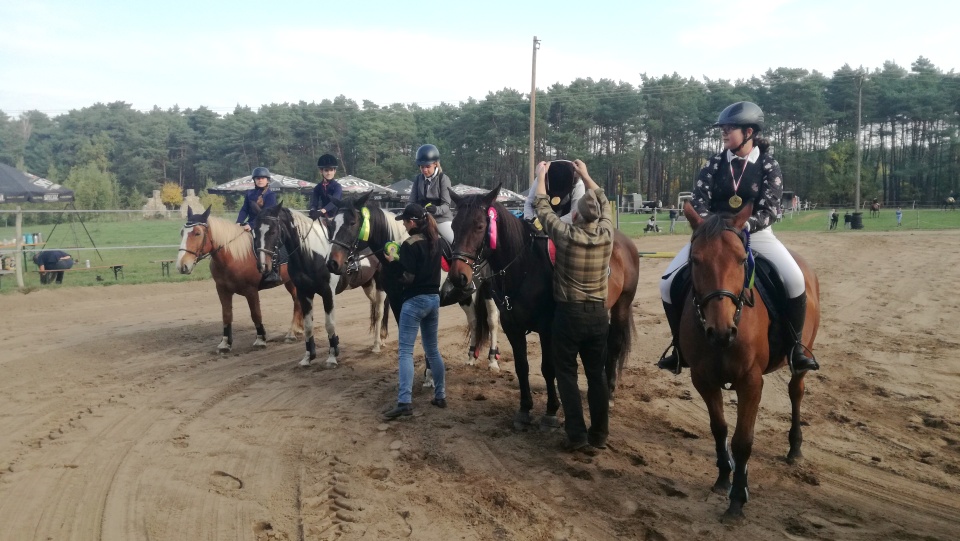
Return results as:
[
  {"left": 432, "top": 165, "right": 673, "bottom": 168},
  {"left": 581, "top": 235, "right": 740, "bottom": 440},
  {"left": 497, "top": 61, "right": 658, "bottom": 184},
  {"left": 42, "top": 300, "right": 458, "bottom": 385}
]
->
[{"left": 731, "top": 128, "right": 755, "bottom": 155}]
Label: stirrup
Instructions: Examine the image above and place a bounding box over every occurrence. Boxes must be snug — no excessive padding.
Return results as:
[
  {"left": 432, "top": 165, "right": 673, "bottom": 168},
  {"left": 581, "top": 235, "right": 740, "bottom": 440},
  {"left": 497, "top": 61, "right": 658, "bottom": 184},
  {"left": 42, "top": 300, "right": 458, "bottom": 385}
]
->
[
  {"left": 657, "top": 343, "right": 682, "bottom": 375},
  {"left": 788, "top": 342, "right": 819, "bottom": 375}
]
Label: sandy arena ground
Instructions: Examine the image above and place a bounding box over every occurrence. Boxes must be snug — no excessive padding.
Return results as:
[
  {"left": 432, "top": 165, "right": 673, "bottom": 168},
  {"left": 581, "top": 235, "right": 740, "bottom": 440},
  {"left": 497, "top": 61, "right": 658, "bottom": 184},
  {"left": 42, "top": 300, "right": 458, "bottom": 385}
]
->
[{"left": 0, "top": 229, "right": 958, "bottom": 541}]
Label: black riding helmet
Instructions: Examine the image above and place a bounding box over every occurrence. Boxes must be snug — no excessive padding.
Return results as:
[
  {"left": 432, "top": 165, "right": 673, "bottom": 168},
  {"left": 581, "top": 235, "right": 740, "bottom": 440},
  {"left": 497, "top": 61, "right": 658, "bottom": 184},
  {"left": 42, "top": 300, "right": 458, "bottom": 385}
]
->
[
  {"left": 252, "top": 166, "right": 272, "bottom": 179},
  {"left": 714, "top": 101, "right": 764, "bottom": 132},
  {"left": 317, "top": 154, "right": 339, "bottom": 168},
  {"left": 415, "top": 144, "right": 440, "bottom": 166}
]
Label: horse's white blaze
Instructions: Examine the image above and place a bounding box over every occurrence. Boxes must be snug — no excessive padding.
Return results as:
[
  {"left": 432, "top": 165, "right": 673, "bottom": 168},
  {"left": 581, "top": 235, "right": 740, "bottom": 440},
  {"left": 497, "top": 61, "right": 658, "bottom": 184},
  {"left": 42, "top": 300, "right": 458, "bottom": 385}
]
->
[
  {"left": 257, "top": 222, "right": 272, "bottom": 270},
  {"left": 176, "top": 226, "right": 195, "bottom": 273}
]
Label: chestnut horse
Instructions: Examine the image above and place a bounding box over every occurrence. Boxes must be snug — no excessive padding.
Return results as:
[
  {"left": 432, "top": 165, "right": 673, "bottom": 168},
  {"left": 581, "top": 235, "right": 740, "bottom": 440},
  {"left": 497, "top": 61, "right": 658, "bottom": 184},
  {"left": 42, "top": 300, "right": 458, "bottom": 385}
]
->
[
  {"left": 870, "top": 201, "right": 881, "bottom": 218},
  {"left": 679, "top": 202, "right": 820, "bottom": 521},
  {"left": 447, "top": 185, "right": 639, "bottom": 430},
  {"left": 177, "top": 206, "right": 303, "bottom": 353}
]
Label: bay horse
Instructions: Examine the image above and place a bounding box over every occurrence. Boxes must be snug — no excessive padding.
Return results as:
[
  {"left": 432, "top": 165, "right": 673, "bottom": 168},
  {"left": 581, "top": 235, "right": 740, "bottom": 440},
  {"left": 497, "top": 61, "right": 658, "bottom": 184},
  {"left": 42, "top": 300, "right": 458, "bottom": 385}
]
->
[
  {"left": 255, "top": 202, "right": 386, "bottom": 368},
  {"left": 177, "top": 206, "right": 303, "bottom": 353},
  {"left": 447, "top": 185, "right": 639, "bottom": 430},
  {"left": 679, "top": 202, "right": 820, "bottom": 521},
  {"left": 870, "top": 201, "right": 881, "bottom": 217},
  {"left": 325, "top": 192, "right": 503, "bottom": 372}
]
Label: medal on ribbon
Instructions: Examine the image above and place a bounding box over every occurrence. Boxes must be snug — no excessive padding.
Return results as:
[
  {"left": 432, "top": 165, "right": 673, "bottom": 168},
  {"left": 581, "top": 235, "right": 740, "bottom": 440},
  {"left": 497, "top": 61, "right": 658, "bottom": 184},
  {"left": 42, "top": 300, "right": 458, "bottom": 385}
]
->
[
  {"left": 550, "top": 196, "right": 561, "bottom": 206},
  {"left": 728, "top": 157, "right": 749, "bottom": 209},
  {"left": 729, "top": 195, "right": 743, "bottom": 208}
]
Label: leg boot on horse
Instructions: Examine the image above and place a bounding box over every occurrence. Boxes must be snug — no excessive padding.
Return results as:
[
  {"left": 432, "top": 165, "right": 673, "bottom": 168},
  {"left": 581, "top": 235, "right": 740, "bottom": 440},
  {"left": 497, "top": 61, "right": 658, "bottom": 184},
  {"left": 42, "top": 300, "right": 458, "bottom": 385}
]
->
[
  {"left": 786, "top": 293, "right": 819, "bottom": 375},
  {"left": 657, "top": 301, "right": 684, "bottom": 374}
]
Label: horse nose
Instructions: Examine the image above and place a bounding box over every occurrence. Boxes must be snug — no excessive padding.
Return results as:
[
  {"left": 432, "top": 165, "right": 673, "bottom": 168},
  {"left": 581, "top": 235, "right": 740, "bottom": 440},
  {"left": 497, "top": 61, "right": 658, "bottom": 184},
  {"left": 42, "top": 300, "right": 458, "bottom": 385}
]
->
[
  {"left": 453, "top": 271, "right": 468, "bottom": 288},
  {"left": 706, "top": 326, "right": 737, "bottom": 347},
  {"left": 327, "top": 259, "right": 340, "bottom": 274}
]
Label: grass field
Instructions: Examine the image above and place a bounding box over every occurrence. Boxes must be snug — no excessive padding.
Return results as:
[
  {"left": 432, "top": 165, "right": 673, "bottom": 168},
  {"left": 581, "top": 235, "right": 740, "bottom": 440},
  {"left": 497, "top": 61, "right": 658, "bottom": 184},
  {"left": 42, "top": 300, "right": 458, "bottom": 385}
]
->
[{"left": 2, "top": 208, "right": 959, "bottom": 293}]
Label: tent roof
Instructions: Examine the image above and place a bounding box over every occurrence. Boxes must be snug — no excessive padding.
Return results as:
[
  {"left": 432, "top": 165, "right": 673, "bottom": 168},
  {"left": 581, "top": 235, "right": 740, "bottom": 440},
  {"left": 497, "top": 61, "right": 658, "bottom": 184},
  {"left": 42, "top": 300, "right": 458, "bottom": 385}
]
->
[
  {"left": 207, "top": 173, "right": 316, "bottom": 195},
  {"left": 0, "top": 162, "right": 74, "bottom": 203},
  {"left": 387, "top": 179, "right": 413, "bottom": 195},
  {"left": 322, "top": 176, "right": 398, "bottom": 201},
  {"left": 450, "top": 184, "right": 524, "bottom": 203}
]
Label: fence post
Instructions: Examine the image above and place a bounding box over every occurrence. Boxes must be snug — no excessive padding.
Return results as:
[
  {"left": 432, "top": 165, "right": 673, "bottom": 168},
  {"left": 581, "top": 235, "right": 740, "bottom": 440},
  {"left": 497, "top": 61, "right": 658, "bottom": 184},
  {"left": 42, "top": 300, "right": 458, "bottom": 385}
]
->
[{"left": 15, "top": 205, "right": 24, "bottom": 288}]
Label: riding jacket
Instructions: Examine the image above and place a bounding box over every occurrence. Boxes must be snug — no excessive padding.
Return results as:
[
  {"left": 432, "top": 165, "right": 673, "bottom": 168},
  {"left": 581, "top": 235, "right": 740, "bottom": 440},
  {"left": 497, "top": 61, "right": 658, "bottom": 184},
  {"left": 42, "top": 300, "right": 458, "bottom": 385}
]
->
[
  {"left": 309, "top": 179, "right": 342, "bottom": 218},
  {"left": 236, "top": 187, "right": 277, "bottom": 230},
  {"left": 409, "top": 171, "right": 453, "bottom": 224},
  {"left": 691, "top": 147, "right": 782, "bottom": 232}
]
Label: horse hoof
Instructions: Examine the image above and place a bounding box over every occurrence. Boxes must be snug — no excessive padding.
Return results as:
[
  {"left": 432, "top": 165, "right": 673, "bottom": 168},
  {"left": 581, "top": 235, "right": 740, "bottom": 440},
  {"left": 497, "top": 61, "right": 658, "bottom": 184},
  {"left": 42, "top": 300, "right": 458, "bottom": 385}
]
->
[
  {"left": 325, "top": 360, "right": 338, "bottom": 368},
  {"left": 464, "top": 358, "right": 477, "bottom": 367},
  {"left": 539, "top": 415, "right": 562, "bottom": 431},
  {"left": 422, "top": 380, "right": 435, "bottom": 389},
  {"left": 298, "top": 359, "right": 312, "bottom": 367},
  {"left": 372, "top": 345, "right": 381, "bottom": 354},
  {"left": 720, "top": 507, "right": 745, "bottom": 524},
  {"left": 488, "top": 361, "right": 501, "bottom": 373},
  {"left": 786, "top": 451, "right": 804, "bottom": 465},
  {"left": 712, "top": 481, "right": 731, "bottom": 495},
  {"left": 513, "top": 411, "right": 534, "bottom": 431},
  {"left": 217, "top": 347, "right": 231, "bottom": 354},
  {"left": 253, "top": 339, "right": 267, "bottom": 349},
  {"left": 283, "top": 335, "right": 297, "bottom": 343}
]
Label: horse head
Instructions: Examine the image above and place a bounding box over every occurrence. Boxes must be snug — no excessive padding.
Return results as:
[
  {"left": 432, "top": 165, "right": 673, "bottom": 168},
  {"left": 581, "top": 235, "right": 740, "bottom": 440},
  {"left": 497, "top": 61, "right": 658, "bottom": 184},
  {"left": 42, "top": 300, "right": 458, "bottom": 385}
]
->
[
  {"left": 685, "top": 201, "right": 753, "bottom": 347},
  {"left": 255, "top": 201, "right": 292, "bottom": 274},
  {"left": 449, "top": 183, "right": 501, "bottom": 289},
  {"left": 328, "top": 191, "right": 374, "bottom": 275},
  {"left": 177, "top": 205, "right": 213, "bottom": 274}
]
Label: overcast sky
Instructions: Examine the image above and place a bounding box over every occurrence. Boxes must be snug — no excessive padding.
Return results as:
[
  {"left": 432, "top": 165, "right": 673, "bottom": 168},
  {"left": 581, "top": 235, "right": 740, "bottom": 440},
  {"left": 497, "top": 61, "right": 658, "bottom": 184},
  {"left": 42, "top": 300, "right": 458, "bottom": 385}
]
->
[{"left": 3, "top": 0, "right": 958, "bottom": 116}]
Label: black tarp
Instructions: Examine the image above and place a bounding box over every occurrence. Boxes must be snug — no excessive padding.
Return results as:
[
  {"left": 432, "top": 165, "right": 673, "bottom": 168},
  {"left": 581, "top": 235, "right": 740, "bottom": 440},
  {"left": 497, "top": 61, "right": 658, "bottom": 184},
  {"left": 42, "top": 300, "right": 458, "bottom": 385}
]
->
[{"left": 0, "top": 162, "right": 75, "bottom": 203}]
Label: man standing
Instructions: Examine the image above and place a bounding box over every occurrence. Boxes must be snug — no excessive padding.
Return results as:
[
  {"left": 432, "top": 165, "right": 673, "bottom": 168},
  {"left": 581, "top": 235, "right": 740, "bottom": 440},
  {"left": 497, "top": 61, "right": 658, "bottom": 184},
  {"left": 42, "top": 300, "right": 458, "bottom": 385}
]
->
[
  {"left": 309, "top": 154, "right": 343, "bottom": 220},
  {"left": 534, "top": 159, "right": 614, "bottom": 452},
  {"left": 668, "top": 205, "right": 678, "bottom": 233},
  {"left": 33, "top": 250, "right": 73, "bottom": 284},
  {"left": 896, "top": 207, "right": 903, "bottom": 227}
]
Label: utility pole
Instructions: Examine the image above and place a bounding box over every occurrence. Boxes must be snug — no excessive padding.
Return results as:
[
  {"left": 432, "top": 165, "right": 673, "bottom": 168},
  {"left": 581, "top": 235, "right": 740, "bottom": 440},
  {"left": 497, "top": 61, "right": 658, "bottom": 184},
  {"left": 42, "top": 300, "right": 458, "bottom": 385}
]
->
[
  {"left": 855, "top": 70, "right": 864, "bottom": 213},
  {"left": 528, "top": 36, "right": 540, "bottom": 188}
]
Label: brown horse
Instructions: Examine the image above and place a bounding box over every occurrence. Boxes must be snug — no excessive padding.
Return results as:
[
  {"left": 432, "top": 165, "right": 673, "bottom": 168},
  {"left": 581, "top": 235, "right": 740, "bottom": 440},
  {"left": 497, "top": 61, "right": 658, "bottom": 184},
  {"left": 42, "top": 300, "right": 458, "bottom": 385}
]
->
[
  {"left": 177, "top": 206, "right": 303, "bottom": 353},
  {"left": 447, "top": 185, "right": 640, "bottom": 429},
  {"left": 679, "top": 202, "right": 820, "bottom": 521},
  {"left": 870, "top": 201, "right": 881, "bottom": 217}
]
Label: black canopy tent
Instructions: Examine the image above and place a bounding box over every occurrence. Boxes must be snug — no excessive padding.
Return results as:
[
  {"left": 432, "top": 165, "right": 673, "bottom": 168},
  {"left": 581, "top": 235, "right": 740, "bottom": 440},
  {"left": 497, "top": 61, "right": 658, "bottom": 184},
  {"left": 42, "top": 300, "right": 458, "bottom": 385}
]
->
[
  {"left": 207, "top": 173, "right": 316, "bottom": 195},
  {"left": 0, "top": 162, "right": 75, "bottom": 203}
]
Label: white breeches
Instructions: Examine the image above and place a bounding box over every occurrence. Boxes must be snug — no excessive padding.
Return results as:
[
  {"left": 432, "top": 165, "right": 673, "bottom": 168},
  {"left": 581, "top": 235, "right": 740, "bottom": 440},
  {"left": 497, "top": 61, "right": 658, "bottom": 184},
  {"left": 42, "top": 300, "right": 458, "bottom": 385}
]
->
[
  {"left": 437, "top": 221, "right": 454, "bottom": 245},
  {"left": 660, "top": 227, "right": 805, "bottom": 303}
]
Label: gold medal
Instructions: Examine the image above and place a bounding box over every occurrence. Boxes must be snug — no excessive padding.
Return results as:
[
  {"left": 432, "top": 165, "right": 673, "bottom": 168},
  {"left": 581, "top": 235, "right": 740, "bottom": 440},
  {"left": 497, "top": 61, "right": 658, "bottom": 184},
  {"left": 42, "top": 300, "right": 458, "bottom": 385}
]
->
[
  {"left": 729, "top": 195, "right": 743, "bottom": 208},
  {"left": 550, "top": 196, "right": 561, "bottom": 206}
]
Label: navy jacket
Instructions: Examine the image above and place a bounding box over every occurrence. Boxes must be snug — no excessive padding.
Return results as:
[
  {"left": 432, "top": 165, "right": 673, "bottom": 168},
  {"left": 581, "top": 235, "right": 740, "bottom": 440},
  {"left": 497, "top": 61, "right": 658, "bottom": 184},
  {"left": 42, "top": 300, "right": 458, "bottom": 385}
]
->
[
  {"left": 236, "top": 188, "right": 277, "bottom": 229},
  {"left": 309, "top": 180, "right": 343, "bottom": 217},
  {"left": 35, "top": 250, "right": 71, "bottom": 267}
]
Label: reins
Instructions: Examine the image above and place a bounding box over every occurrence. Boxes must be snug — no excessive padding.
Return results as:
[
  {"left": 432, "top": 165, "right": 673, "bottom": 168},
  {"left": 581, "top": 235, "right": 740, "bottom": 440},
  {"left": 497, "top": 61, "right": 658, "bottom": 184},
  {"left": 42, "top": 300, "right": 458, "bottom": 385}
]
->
[{"left": 689, "top": 223, "right": 755, "bottom": 329}]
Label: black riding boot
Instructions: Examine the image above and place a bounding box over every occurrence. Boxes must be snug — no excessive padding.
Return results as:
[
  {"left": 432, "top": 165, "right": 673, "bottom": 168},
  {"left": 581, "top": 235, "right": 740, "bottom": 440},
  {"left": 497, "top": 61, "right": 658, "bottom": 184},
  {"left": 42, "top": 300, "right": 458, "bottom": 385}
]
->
[
  {"left": 656, "top": 301, "right": 684, "bottom": 374},
  {"left": 786, "top": 293, "right": 819, "bottom": 375}
]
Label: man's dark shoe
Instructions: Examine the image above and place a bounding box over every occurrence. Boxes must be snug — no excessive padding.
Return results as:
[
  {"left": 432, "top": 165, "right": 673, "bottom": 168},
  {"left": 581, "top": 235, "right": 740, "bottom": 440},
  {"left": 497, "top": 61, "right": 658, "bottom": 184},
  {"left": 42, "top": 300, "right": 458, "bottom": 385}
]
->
[
  {"left": 382, "top": 403, "right": 413, "bottom": 421},
  {"left": 588, "top": 434, "right": 608, "bottom": 450},
  {"left": 562, "top": 439, "right": 590, "bottom": 453},
  {"left": 430, "top": 397, "right": 447, "bottom": 409}
]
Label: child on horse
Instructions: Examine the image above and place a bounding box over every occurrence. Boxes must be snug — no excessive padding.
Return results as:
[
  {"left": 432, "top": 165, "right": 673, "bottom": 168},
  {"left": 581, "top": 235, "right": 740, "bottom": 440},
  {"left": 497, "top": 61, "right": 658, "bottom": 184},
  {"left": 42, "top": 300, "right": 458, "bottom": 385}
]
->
[
  {"left": 409, "top": 144, "right": 455, "bottom": 245},
  {"left": 657, "top": 101, "right": 819, "bottom": 375},
  {"left": 237, "top": 166, "right": 281, "bottom": 286},
  {"left": 309, "top": 154, "right": 343, "bottom": 220}
]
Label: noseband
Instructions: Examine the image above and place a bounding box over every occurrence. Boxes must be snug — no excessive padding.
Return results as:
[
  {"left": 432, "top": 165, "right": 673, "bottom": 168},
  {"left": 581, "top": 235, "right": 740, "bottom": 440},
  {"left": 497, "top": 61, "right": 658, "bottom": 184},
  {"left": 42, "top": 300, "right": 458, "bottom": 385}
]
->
[
  {"left": 690, "top": 224, "right": 755, "bottom": 328},
  {"left": 179, "top": 222, "right": 213, "bottom": 261}
]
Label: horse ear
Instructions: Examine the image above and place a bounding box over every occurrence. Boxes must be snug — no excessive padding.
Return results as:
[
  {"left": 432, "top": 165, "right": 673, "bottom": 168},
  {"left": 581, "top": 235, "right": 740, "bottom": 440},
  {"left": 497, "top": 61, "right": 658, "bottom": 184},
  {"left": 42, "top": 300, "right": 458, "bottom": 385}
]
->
[
  {"left": 483, "top": 183, "right": 502, "bottom": 207},
  {"left": 201, "top": 206, "right": 211, "bottom": 221},
  {"left": 277, "top": 199, "right": 284, "bottom": 209},
  {"left": 732, "top": 203, "right": 753, "bottom": 230},
  {"left": 683, "top": 201, "right": 703, "bottom": 229},
  {"left": 449, "top": 188, "right": 462, "bottom": 207},
  {"left": 356, "top": 190, "right": 372, "bottom": 208},
  {"left": 186, "top": 206, "right": 194, "bottom": 219}
]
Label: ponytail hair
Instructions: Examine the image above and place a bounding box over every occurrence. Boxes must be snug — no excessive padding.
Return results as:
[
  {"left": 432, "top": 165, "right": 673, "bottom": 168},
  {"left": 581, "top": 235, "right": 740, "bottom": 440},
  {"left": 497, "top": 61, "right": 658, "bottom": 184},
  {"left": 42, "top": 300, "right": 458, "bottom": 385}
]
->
[
  {"left": 754, "top": 134, "right": 771, "bottom": 155},
  {"left": 412, "top": 213, "right": 440, "bottom": 254}
]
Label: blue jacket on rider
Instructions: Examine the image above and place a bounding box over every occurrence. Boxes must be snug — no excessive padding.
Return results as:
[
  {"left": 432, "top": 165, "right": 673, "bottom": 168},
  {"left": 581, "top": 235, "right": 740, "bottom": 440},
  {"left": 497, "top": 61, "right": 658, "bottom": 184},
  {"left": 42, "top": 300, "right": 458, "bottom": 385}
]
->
[{"left": 236, "top": 187, "right": 277, "bottom": 230}]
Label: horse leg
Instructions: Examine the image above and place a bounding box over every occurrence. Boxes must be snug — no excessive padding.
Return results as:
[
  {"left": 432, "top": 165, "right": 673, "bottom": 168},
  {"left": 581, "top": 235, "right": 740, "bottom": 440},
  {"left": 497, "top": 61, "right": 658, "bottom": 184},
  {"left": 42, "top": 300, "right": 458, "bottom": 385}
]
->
[
  {"left": 284, "top": 280, "right": 303, "bottom": 343},
  {"left": 506, "top": 329, "right": 535, "bottom": 430},
  {"left": 724, "top": 374, "right": 764, "bottom": 522},
  {"left": 244, "top": 291, "right": 267, "bottom": 349},
  {"left": 539, "top": 329, "right": 562, "bottom": 431},
  {"left": 606, "top": 298, "right": 633, "bottom": 404},
  {"left": 298, "top": 294, "right": 316, "bottom": 367},
  {"left": 320, "top": 287, "right": 339, "bottom": 368},
  {"left": 693, "top": 380, "right": 732, "bottom": 494},
  {"left": 787, "top": 373, "right": 807, "bottom": 463},
  {"left": 362, "top": 280, "right": 381, "bottom": 354},
  {"left": 216, "top": 285, "right": 233, "bottom": 353},
  {"left": 484, "top": 297, "right": 501, "bottom": 372},
  {"left": 461, "top": 299, "right": 479, "bottom": 366}
]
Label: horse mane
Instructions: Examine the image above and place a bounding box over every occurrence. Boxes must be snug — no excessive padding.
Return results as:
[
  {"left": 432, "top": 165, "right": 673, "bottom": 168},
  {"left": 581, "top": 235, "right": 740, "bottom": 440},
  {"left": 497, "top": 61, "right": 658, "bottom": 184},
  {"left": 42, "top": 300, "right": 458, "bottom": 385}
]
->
[
  {"left": 693, "top": 212, "right": 735, "bottom": 242},
  {"left": 286, "top": 207, "right": 331, "bottom": 255},
  {"left": 206, "top": 216, "right": 253, "bottom": 262},
  {"left": 457, "top": 195, "right": 527, "bottom": 258},
  {"left": 373, "top": 207, "right": 408, "bottom": 243}
]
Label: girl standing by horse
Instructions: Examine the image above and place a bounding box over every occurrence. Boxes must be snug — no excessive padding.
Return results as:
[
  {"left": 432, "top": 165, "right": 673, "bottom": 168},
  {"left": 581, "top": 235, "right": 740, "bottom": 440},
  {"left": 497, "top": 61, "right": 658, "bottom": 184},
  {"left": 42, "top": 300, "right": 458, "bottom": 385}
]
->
[
  {"left": 658, "top": 101, "right": 819, "bottom": 375},
  {"left": 381, "top": 203, "right": 448, "bottom": 420},
  {"left": 237, "top": 166, "right": 281, "bottom": 286}
]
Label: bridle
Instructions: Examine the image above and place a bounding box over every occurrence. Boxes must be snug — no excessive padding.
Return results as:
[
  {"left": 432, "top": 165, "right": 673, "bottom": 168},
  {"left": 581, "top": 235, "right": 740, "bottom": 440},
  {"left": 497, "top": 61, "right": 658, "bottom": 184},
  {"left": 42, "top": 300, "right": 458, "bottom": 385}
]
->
[
  {"left": 330, "top": 208, "right": 385, "bottom": 275},
  {"left": 179, "top": 222, "right": 216, "bottom": 262},
  {"left": 689, "top": 224, "right": 755, "bottom": 329},
  {"left": 450, "top": 206, "right": 530, "bottom": 310}
]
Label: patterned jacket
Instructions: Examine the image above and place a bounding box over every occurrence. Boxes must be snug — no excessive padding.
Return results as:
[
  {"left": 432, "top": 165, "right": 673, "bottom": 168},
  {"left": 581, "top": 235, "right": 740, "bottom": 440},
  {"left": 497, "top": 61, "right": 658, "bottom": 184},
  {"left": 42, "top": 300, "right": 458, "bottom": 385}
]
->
[
  {"left": 534, "top": 188, "right": 614, "bottom": 303},
  {"left": 691, "top": 148, "right": 782, "bottom": 232}
]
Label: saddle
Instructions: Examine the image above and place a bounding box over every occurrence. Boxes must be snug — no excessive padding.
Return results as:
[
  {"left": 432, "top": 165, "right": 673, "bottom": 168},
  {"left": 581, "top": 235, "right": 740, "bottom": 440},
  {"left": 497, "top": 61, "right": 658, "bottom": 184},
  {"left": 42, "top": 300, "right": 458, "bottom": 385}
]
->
[
  {"left": 522, "top": 220, "right": 557, "bottom": 266},
  {"left": 670, "top": 252, "right": 792, "bottom": 371}
]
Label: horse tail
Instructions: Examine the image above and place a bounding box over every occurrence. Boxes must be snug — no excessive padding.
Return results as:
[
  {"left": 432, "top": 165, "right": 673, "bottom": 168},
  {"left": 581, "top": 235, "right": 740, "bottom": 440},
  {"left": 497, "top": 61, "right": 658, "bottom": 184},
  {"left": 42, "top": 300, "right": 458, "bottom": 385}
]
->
[
  {"left": 473, "top": 287, "right": 492, "bottom": 355},
  {"left": 607, "top": 296, "right": 635, "bottom": 382},
  {"left": 380, "top": 295, "right": 390, "bottom": 340}
]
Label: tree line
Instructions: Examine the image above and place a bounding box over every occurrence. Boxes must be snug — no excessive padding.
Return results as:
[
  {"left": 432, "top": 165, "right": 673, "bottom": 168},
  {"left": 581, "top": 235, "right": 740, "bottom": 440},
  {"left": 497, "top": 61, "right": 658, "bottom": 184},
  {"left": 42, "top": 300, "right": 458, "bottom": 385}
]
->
[{"left": 1, "top": 56, "right": 958, "bottom": 211}]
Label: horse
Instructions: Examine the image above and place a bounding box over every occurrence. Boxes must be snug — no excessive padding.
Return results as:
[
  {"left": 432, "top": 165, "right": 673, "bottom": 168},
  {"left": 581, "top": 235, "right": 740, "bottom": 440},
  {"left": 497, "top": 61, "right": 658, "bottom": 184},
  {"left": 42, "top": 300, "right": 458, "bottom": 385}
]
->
[
  {"left": 325, "top": 192, "right": 503, "bottom": 372},
  {"left": 678, "top": 202, "right": 820, "bottom": 521},
  {"left": 870, "top": 201, "right": 881, "bottom": 218},
  {"left": 942, "top": 195, "right": 957, "bottom": 211},
  {"left": 177, "top": 206, "right": 303, "bottom": 353},
  {"left": 254, "top": 202, "right": 386, "bottom": 367},
  {"left": 447, "top": 184, "right": 640, "bottom": 430}
]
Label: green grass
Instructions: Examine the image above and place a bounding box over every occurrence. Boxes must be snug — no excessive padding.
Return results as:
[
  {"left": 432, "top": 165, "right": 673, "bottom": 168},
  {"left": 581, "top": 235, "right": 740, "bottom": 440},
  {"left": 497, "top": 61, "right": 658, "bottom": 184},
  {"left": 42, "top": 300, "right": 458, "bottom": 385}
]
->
[{"left": 2, "top": 208, "right": 958, "bottom": 293}]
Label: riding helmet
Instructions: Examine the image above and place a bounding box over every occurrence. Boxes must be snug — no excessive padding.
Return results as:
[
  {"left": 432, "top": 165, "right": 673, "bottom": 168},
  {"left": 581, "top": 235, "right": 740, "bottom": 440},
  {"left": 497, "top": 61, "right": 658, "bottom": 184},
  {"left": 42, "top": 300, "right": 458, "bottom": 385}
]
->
[
  {"left": 415, "top": 144, "right": 441, "bottom": 166},
  {"left": 317, "top": 154, "right": 339, "bottom": 168},
  {"left": 714, "top": 101, "right": 764, "bottom": 132},
  {"left": 252, "top": 166, "right": 272, "bottom": 179}
]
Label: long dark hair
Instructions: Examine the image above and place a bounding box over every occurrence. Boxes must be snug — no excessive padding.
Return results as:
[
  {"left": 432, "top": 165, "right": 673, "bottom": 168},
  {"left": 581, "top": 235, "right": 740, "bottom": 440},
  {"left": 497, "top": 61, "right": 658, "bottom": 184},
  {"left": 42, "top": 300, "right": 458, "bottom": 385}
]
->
[
  {"left": 411, "top": 214, "right": 440, "bottom": 254},
  {"left": 753, "top": 133, "right": 771, "bottom": 155}
]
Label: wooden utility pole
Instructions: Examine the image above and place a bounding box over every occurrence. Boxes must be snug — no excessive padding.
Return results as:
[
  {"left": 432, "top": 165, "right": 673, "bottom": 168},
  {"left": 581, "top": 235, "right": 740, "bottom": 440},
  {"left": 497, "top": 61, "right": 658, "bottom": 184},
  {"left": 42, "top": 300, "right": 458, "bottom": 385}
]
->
[
  {"left": 528, "top": 36, "right": 540, "bottom": 188},
  {"left": 855, "top": 70, "right": 864, "bottom": 212}
]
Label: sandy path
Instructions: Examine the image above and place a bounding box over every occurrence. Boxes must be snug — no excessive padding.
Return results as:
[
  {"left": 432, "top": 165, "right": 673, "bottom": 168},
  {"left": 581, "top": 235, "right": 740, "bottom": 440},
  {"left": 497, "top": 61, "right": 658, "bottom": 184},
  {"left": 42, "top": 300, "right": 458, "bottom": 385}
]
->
[{"left": 0, "top": 229, "right": 958, "bottom": 540}]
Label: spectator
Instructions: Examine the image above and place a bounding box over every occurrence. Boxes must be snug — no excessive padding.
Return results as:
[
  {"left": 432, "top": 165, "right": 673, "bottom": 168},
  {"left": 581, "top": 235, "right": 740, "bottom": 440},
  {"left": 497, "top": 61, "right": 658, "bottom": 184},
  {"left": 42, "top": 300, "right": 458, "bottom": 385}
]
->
[
  {"left": 33, "top": 250, "right": 73, "bottom": 284},
  {"left": 668, "top": 205, "right": 678, "bottom": 233},
  {"left": 534, "top": 159, "right": 614, "bottom": 452},
  {"left": 644, "top": 214, "right": 660, "bottom": 233},
  {"left": 896, "top": 207, "right": 903, "bottom": 227},
  {"left": 829, "top": 209, "right": 839, "bottom": 230}
]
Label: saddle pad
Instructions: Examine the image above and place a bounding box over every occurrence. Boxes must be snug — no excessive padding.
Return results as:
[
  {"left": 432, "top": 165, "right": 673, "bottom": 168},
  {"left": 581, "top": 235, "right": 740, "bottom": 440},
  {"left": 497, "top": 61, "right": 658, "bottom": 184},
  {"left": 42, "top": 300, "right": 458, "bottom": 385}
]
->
[{"left": 669, "top": 253, "right": 788, "bottom": 323}]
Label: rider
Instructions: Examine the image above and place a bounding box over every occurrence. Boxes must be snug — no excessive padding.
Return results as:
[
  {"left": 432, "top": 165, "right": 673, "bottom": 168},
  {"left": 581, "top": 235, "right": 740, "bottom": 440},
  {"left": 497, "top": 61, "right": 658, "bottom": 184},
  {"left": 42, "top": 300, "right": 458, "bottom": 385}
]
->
[
  {"left": 657, "top": 101, "right": 819, "bottom": 375},
  {"left": 409, "top": 144, "right": 454, "bottom": 245},
  {"left": 237, "top": 166, "right": 281, "bottom": 286},
  {"left": 523, "top": 160, "right": 585, "bottom": 226},
  {"left": 309, "top": 153, "right": 343, "bottom": 220}
]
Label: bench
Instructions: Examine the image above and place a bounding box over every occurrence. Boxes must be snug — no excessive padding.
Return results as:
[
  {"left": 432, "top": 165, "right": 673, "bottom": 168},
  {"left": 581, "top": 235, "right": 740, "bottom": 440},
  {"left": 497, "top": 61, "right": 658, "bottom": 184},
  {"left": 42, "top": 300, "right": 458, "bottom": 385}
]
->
[
  {"left": 151, "top": 259, "right": 177, "bottom": 277},
  {"left": 39, "top": 264, "right": 125, "bottom": 280}
]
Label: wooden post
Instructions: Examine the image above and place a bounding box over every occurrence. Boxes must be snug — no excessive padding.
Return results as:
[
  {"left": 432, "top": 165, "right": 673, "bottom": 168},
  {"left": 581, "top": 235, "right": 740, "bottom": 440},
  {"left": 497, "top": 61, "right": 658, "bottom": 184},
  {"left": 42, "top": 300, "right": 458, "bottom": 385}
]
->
[{"left": 14, "top": 205, "right": 24, "bottom": 288}]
